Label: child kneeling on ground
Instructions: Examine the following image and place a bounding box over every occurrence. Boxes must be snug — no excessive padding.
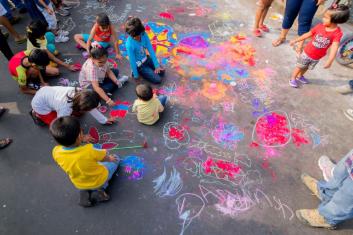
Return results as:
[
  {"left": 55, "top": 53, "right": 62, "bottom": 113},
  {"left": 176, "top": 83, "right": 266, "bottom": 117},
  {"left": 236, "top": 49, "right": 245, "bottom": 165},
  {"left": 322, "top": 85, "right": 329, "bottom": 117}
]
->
[
  {"left": 50, "top": 116, "right": 120, "bottom": 207},
  {"left": 79, "top": 47, "right": 128, "bottom": 107},
  {"left": 132, "top": 84, "right": 167, "bottom": 125}
]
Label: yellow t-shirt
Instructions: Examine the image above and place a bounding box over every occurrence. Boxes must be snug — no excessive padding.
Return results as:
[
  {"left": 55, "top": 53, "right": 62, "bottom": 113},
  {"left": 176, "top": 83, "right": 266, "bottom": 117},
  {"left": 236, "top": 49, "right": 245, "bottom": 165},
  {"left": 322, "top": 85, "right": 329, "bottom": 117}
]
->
[
  {"left": 52, "top": 144, "right": 108, "bottom": 190},
  {"left": 132, "top": 97, "right": 163, "bottom": 125},
  {"left": 27, "top": 38, "right": 47, "bottom": 51}
]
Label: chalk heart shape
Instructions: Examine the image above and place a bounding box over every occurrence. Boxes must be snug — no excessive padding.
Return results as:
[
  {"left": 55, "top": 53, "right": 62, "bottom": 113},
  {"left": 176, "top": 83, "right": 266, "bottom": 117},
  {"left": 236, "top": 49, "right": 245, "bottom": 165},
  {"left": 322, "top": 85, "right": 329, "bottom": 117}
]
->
[{"left": 252, "top": 111, "right": 292, "bottom": 148}]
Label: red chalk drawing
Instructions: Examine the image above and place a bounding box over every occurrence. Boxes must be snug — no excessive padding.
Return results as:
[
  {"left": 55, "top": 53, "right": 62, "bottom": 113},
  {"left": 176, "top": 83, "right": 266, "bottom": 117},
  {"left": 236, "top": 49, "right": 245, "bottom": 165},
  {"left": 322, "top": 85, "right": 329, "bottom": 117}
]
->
[
  {"left": 110, "top": 100, "right": 130, "bottom": 118},
  {"left": 88, "top": 127, "right": 118, "bottom": 150},
  {"left": 169, "top": 126, "right": 186, "bottom": 140},
  {"left": 291, "top": 128, "right": 310, "bottom": 147},
  {"left": 89, "top": 127, "right": 100, "bottom": 143},
  {"left": 202, "top": 157, "right": 241, "bottom": 180},
  {"left": 252, "top": 111, "right": 291, "bottom": 148},
  {"left": 159, "top": 12, "right": 175, "bottom": 21}
]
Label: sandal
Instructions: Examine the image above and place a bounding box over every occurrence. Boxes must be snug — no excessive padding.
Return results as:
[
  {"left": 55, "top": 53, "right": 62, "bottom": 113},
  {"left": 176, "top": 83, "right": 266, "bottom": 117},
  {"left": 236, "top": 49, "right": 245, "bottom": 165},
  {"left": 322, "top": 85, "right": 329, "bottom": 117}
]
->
[
  {"left": 15, "top": 36, "right": 27, "bottom": 45},
  {"left": 91, "top": 189, "right": 110, "bottom": 202},
  {"left": 272, "top": 37, "right": 286, "bottom": 47},
  {"left": 79, "top": 190, "right": 93, "bottom": 207},
  {"left": 253, "top": 29, "right": 262, "bottom": 37},
  {"left": 0, "top": 138, "right": 12, "bottom": 149},
  {"left": 29, "top": 110, "right": 46, "bottom": 126},
  {"left": 260, "top": 24, "right": 270, "bottom": 32}
]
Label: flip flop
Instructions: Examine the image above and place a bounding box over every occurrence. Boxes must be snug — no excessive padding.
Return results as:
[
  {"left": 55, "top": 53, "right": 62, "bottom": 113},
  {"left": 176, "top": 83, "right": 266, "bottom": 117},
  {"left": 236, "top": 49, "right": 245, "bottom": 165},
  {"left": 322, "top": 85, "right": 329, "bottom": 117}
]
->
[
  {"left": 0, "top": 138, "right": 12, "bottom": 149},
  {"left": 272, "top": 37, "right": 286, "bottom": 47},
  {"left": 253, "top": 29, "right": 262, "bottom": 37},
  {"left": 260, "top": 24, "right": 270, "bottom": 32}
]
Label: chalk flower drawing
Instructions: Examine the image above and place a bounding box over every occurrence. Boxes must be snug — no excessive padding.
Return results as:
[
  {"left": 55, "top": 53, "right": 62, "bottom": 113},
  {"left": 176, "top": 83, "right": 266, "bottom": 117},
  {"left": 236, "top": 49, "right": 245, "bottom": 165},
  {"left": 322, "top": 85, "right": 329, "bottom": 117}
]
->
[
  {"left": 153, "top": 167, "right": 183, "bottom": 197},
  {"left": 163, "top": 122, "right": 190, "bottom": 149}
]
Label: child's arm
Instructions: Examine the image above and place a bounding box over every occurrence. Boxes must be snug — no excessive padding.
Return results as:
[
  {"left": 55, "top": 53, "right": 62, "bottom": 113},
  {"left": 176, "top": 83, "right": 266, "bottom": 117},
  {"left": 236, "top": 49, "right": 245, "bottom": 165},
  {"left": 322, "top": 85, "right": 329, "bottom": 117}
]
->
[
  {"left": 45, "top": 50, "right": 79, "bottom": 71},
  {"left": 86, "top": 24, "right": 97, "bottom": 52},
  {"left": 110, "top": 25, "right": 122, "bottom": 60},
  {"left": 126, "top": 41, "right": 139, "bottom": 79},
  {"left": 91, "top": 81, "right": 115, "bottom": 106},
  {"left": 324, "top": 42, "right": 340, "bottom": 69},
  {"left": 289, "top": 31, "right": 313, "bottom": 46},
  {"left": 89, "top": 108, "right": 117, "bottom": 125},
  {"left": 132, "top": 100, "right": 137, "bottom": 113},
  {"left": 38, "top": 0, "right": 54, "bottom": 15}
]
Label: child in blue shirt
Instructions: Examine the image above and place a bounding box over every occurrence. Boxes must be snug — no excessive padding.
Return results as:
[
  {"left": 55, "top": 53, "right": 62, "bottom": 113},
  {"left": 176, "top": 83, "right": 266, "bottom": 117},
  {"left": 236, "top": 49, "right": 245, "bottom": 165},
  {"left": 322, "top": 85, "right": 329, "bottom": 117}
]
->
[{"left": 125, "top": 17, "right": 165, "bottom": 84}]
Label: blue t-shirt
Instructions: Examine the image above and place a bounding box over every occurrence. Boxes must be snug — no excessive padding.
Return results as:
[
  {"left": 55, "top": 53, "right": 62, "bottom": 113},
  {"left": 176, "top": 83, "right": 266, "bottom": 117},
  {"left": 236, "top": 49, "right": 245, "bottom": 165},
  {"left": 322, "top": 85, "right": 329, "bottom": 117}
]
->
[{"left": 126, "top": 32, "right": 160, "bottom": 78}]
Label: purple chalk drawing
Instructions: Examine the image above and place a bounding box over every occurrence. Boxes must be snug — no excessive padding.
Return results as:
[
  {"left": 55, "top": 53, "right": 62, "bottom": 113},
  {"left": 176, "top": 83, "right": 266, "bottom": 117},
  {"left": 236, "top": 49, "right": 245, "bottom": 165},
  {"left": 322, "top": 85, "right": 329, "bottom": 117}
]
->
[{"left": 120, "top": 156, "right": 145, "bottom": 180}]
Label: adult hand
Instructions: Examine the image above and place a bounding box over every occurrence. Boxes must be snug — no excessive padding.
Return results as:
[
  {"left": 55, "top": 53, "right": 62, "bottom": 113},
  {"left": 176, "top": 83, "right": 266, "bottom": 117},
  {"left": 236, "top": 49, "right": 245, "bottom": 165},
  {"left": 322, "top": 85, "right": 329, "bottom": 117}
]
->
[
  {"left": 82, "top": 134, "right": 95, "bottom": 143},
  {"left": 317, "top": 0, "right": 325, "bottom": 6}
]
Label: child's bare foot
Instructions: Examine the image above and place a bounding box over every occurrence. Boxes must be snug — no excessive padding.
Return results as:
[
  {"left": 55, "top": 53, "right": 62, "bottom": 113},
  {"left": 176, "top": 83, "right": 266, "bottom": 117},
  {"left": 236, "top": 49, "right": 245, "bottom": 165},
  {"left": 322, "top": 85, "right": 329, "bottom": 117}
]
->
[{"left": 272, "top": 37, "right": 286, "bottom": 47}]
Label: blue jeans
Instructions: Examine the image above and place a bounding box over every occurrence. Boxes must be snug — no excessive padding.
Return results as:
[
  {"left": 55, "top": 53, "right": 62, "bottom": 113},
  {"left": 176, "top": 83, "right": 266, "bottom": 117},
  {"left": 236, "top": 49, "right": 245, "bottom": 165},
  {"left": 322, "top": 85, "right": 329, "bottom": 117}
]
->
[
  {"left": 349, "top": 80, "right": 353, "bottom": 90},
  {"left": 282, "top": 0, "right": 318, "bottom": 36},
  {"left": 317, "top": 149, "right": 353, "bottom": 225},
  {"left": 158, "top": 95, "right": 167, "bottom": 107},
  {"left": 137, "top": 57, "right": 165, "bottom": 84},
  {"left": 1, "top": 0, "right": 25, "bottom": 19},
  {"left": 100, "top": 161, "right": 119, "bottom": 189},
  {"left": 87, "top": 69, "right": 120, "bottom": 94},
  {"left": 25, "top": 0, "right": 46, "bottom": 22}
]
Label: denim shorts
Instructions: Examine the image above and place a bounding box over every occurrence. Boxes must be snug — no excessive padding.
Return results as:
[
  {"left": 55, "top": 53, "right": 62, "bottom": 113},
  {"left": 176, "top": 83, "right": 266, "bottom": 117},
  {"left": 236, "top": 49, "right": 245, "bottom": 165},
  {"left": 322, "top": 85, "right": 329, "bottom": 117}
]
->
[{"left": 296, "top": 52, "right": 319, "bottom": 70}]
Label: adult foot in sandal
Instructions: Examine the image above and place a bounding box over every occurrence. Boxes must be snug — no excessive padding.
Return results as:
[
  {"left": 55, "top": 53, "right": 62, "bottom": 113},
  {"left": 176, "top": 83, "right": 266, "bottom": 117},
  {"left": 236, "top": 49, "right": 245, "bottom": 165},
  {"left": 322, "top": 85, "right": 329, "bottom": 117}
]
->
[
  {"left": 260, "top": 24, "right": 270, "bottom": 33},
  {"left": 253, "top": 29, "right": 262, "bottom": 37},
  {"left": 0, "top": 107, "right": 7, "bottom": 119},
  {"left": 15, "top": 35, "right": 26, "bottom": 44},
  {"left": 0, "top": 138, "right": 12, "bottom": 150},
  {"left": 272, "top": 37, "right": 286, "bottom": 47}
]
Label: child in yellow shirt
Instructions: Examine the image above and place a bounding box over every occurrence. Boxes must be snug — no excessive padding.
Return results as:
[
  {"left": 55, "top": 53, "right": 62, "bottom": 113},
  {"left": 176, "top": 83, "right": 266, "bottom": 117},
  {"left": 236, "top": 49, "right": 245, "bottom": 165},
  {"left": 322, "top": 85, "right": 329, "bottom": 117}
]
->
[
  {"left": 132, "top": 84, "right": 167, "bottom": 125},
  {"left": 50, "top": 116, "right": 119, "bottom": 207}
]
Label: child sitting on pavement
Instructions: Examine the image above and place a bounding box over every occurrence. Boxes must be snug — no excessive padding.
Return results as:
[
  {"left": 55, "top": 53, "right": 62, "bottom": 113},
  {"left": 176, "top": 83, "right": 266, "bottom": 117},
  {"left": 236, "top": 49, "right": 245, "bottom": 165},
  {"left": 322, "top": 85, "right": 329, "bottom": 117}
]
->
[
  {"left": 79, "top": 47, "right": 128, "bottom": 107},
  {"left": 296, "top": 151, "right": 353, "bottom": 229},
  {"left": 74, "top": 13, "right": 122, "bottom": 60},
  {"left": 288, "top": 4, "right": 350, "bottom": 88},
  {"left": 8, "top": 49, "right": 50, "bottom": 95},
  {"left": 30, "top": 86, "right": 116, "bottom": 126},
  {"left": 50, "top": 116, "right": 120, "bottom": 207},
  {"left": 132, "top": 84, "right": 167, "bottom": 125}
]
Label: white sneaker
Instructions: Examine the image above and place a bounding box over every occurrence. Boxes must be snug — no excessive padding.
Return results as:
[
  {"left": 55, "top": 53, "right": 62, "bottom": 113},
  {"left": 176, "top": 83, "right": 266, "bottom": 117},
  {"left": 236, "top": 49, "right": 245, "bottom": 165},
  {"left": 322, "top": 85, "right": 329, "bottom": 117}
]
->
[
  {"left": 118, "top": 75, "right": 129, "bottom": 88},
  {"left": 55, "top": 34, "right": 69, "bottom": 43},
  {"left": 55, "top": 8, "right": 70, "bottom": 16},
  {"left": 57, "top": 30, "right": 69, "bottom": 36},
  {"left": 318, "top": 155, "right": 335, "bottom": 182},
  {"left": 344, "top": 109, "right": 353, "bottom": 121}
]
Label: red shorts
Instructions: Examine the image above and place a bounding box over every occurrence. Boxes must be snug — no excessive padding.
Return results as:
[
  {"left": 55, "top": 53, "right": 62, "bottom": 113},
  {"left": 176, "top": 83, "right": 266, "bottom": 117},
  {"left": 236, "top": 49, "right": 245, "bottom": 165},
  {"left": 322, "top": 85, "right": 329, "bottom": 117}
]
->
[{"left": 35, "top": 111, "right": 58, "bottom": 125}]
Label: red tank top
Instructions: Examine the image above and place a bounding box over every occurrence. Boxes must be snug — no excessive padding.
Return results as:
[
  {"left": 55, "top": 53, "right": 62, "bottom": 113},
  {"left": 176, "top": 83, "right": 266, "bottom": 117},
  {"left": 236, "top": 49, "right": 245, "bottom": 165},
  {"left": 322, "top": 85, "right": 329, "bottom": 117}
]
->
[
  {"left": 93, "top": 23, "right": 112, "bottom": 42},
  {"left": 8, "top": 51, "right": 27, "bottom": 77}
]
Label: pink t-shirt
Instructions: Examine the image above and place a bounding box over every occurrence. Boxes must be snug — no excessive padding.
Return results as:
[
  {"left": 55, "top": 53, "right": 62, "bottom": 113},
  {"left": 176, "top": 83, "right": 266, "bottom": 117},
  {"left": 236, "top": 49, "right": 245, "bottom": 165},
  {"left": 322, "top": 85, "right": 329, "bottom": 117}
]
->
[{"left": 304, "top": 24, "right": 343, "bottom": 60}]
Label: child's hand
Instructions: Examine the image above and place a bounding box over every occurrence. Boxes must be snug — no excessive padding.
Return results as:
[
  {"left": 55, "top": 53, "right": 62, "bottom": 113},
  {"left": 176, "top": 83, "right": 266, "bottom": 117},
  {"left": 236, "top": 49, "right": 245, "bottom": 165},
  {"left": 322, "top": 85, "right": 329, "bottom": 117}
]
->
[
  {"left": 67, "top": 64, "right": 80, "bottom": 72},
  {"left": 289, "top": 40, "right": 296, "bottom": 47},
  {"left": 116, "top": 53, "right": 123, "bottom": 60},
  {"left": 46, "top": 7, "right": 54, "bottom": 15},
  {"left": 324, "top": 61, "right": 332, "bottom": 69},
  {"left": 154, "top": 67, "right": 164, "bottom": 74},
  {"left": 83, "top": 134, "right": 95, "bottom": 143},
  {"left": 106, "top": 99, "right": 115, "bottom": 107},
  {"left": 105, "top": 117, "right": 116, "bottom": 125},
  {"left": 107, "top": 155, "right": 118, "bottom": 162}
]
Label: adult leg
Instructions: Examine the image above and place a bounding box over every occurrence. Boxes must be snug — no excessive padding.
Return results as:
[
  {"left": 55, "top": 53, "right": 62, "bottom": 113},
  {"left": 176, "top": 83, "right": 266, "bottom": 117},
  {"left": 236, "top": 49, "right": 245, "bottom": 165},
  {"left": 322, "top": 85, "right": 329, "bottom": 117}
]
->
[
  {"left": 138, "top": 58, "right": 163, "bottom": 84},
  {"left": 24, "top": 0, "right": 46, "bottom": 22},
  {"left": 0, "top": 15, "right": 26, "bottom": 43},
  {"left": 0, "top": 0, "right": 13, "bottom": 19},
  {"left": 253, "top": 2, "right": 266, "bottom": 36},
  {"left": 10, "top": 0, "right": 26, "bottom": 11},
  {"left": 273, "top": 0, "right": 303, "bottom": 46},
  {"left": 0, "top": 30, "right": 13, "bottom": 60}
]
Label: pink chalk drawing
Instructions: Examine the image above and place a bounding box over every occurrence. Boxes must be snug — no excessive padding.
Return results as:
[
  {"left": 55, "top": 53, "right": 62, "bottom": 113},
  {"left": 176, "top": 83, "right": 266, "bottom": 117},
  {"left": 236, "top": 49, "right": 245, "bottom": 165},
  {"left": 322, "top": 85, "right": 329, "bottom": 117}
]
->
[
  {"left": 163, "top": 122, "right": 190, "bottom": 149},
  {"left": 252, "top": 111, "right": 292, "bottom": 148},
  {"left": 89, "top": 127, "right": 118, "bottom": 150},
  {"left": 291, "top": 128, "right": 310, "bottom": 147},
  {"left": 202, "top": 157, "right": 241, "bottom": 180},
  {"left": 159, "top": 12, "right": 175, "bottom": 21}
]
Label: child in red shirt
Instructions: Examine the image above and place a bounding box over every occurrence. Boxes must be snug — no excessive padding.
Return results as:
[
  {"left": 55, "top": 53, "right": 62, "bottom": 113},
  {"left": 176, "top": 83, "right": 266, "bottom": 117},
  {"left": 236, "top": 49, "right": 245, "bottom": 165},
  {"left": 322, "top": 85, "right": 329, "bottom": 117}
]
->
[{"left": 288, "top": 4, "right": 350, "bottom": 88}]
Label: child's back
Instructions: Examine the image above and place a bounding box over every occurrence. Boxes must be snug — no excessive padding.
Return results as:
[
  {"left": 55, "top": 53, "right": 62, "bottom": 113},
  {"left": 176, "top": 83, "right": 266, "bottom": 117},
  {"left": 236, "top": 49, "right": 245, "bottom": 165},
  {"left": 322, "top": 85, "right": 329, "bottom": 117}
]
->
[{"left": 53, "top": 143, "right": 108, "bottom": 190}]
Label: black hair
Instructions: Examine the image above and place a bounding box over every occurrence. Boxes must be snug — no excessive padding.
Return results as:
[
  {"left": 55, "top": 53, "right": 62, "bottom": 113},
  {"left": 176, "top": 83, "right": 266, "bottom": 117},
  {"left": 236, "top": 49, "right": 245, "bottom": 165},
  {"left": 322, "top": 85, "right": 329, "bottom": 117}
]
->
[
  {"left": 125, "top": 17, "right": 145, "bottom": 37},
  {"left": 328, "top": 4, "right": 350, "bottom": 24},
  {"left": 136, "top": 84, "right": 153, "bottom": 101},
  {"left": 27, "top": 20, "right": 48, "bottom": 48},
  {"left": 28, "top": 49, "right": 50, "bottom": 67},
  {"left": 68, "top": 89, "right": 100, "bottom": 113},
  {"left": 49, "top": 116, "right": 81, "bottom": 147},
  {"left": 90, "top": 46, "right": 108, "bottom": 59},
  {"left": 96, "top": 13, "right": 110, "bottom": 27}
]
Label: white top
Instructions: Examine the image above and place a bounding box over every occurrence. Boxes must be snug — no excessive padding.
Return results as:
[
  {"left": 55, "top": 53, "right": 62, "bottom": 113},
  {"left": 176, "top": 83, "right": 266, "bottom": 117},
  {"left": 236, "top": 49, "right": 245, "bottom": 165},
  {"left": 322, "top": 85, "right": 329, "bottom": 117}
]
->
[
  {"left": 31, "top": 86, "right": 107, "bottom": 124},
  {"left": 0, "top": 3, "right": 7, "bottom": 16}
]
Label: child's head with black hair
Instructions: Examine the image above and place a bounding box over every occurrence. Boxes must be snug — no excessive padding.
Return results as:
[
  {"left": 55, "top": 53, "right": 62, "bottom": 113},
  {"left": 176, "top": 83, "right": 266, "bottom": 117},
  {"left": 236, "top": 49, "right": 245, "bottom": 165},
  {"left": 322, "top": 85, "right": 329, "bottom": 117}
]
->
[
  {"left": 27, "top": 20, "right": 48, "bottom": 48},
  {"left": 69, "top": 89, "right": 101, "bottom": 114},
  {"left": 28, "top": 49, "right": 50, "bottom": 69},
  {"left": 125, "top": 17, "right": 145, "bottom": 38},
  {"left": 50, "top": 116, "right": 82, "bottom": 147},
  {"left": 136, "top": 84, "right": 153, "bottom": 101},
  {"left": 96, "top": 13, "right": 111, "bottom": 30},
  {"left": 324, "top": 4, "right": 350, "bottom": 25},
  {"left": 89, "top": 46, "right": 108, "bottom": 67}
]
